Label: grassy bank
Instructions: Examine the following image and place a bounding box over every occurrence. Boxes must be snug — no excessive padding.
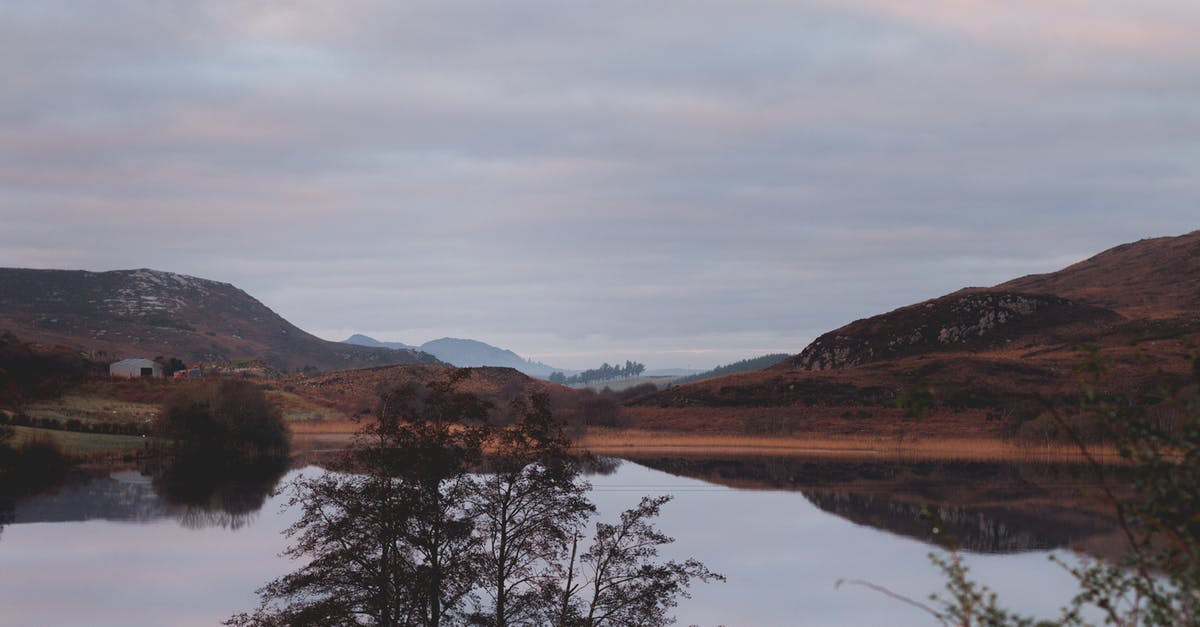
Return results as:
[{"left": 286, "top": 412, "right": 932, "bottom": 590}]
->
[{"left": 9, "top": 425, "right": 147, "bottom": 457}]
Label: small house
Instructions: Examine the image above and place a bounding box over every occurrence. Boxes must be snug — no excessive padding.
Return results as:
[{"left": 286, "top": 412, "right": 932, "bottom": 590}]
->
[{"left": 109, "top": 358, "right": 163, "bottom": 379}]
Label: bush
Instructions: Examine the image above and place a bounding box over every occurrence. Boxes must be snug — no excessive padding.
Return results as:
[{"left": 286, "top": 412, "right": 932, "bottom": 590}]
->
[{"left": 156, "top": 380, "right": 289, "bottom": 460}]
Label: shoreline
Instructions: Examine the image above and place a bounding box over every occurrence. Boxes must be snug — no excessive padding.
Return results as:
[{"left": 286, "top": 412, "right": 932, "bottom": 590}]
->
[
  {"left": 577, "top": 428, "right": 1121, "bottom": 462},
  {"left": 288, "top": 427, "right": 1122, "bottom": 463}
]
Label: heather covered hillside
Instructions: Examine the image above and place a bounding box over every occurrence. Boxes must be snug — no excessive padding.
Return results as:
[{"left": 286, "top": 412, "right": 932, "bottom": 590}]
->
[
  {"left": 629, "top": 231, "right": 1200, "bottom": 437},
  {"left": 0, "top": 268, "right": 437, "bottom": 373}
]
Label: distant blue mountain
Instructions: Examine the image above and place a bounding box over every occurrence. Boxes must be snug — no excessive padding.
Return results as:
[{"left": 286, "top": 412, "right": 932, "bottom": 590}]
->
[
  {"left": 343, "top": 333, "right": 417, "bottom": 351},
  {"left": 342, "top": 334, "right": 566, "bottom": 378}
]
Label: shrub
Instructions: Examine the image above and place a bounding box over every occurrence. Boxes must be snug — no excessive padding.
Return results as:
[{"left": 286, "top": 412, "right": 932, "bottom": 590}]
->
[{"left": 156, "top": 380, "right": 289, "bottom": 460}]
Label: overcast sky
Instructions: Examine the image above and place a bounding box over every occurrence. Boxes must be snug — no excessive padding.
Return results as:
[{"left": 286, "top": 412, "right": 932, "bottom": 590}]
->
[{"left": 2, "top": 1, "right": 1197, "bottom": 370}]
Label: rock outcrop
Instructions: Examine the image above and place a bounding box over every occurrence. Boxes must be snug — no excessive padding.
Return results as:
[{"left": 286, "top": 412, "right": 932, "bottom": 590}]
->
[{"left": 791, "top": 291, "right": 1121, "bottom": 371}]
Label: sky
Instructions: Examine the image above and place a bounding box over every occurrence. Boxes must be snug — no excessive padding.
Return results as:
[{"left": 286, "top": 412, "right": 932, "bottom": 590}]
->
[{"left": 2, "top": 1, "right": 1198, "bottom": 370}]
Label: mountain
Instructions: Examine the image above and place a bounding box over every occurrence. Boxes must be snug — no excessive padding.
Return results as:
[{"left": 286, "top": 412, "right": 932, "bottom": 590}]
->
[
  {"left": 343, "top": 334, "right": 417, "bottom": 351},
  {"left": 629, "top": 230, "right": 1200, "bottom": 436},
  {"left": 0, "top": 268, "right": 438, "bottom": 373},
  {"left": 420, "top": 338, "right": 569, "bottom": 378},
  {"left": 341, "top": 334, "right": 565, "bottom": 378}
]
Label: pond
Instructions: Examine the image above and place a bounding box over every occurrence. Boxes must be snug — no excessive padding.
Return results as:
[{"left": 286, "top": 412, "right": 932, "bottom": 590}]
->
[{"left": 0, "top": 455, "right": 1122, "bottom": 626}]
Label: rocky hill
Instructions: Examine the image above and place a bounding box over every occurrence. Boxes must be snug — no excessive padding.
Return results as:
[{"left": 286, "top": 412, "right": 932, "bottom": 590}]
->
[
  {"left": 0, "top": 268, "right": 438, "bottom": 373},
  {"left": 789, "top": 291, "right": 1122, "bottom": 371},
  {"left": 629, "top": 230, "right": 1200, "bottom": 436}
]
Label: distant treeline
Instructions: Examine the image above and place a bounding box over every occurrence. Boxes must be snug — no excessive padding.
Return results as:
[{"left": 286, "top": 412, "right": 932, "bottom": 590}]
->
[
  {"left": 548, "top": 360, "right": 646, "bottom": 386},
  {"left": 669, "top": 353, "right": 791, "bottom": 387}
]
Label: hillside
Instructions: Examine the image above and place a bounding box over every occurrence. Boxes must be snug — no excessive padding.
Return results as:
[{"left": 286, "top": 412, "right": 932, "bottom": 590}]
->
[
  {"left": 668, "top": 354, "right": 793, "bottom": 387},
  {"left": 630, "top": 230, "right": 1200, "bottom": 437},
  {"left": 0, "top": 268, "right": 438, "bottom": 373},
  {"left": 282, "top": 364, "right": 581, "bottom": 425},
  {"left": 993, "top": 230, "right": 1200, "bottom": 318}
]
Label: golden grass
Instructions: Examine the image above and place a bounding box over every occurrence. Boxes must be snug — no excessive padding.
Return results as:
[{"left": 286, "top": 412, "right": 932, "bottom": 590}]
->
[
  {"left": 289, "top": 418, "right": 362, "bottom": 434},
  {"left": 284, "top": 420, "right": 1122, "bottom": 463},
  {"left": 578, "top": 428, "right": 1123, "bottom": 463}
]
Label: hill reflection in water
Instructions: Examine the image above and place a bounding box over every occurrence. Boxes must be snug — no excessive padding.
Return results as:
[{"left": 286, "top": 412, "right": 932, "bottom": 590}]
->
[
  {"left": 0, "top": 458, "right": 1113, "bottom": 625},
  {"left": 620, "top": 454, "right": 1129, "bottom": 555},
  {"left": 5, "top": 452, "right": 1128, "bottom": 554}
]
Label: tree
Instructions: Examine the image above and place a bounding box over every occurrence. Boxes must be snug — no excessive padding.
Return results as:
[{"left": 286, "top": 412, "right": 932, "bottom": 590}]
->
[
  {"left": 1045, "top": 346, "right": 1200, "bottom": 626},
  {"left": 557, "top": 495, "right": 724, "bottom": 627},
  {"left": 230, "top": 373, "right": 489, "bottom": 627},
  {"left": 879, "top": 344, "right": 1200, "bottom": 626},
  {"left": 471, "top": 394, "right": 594, "bottom": 626},
  {"left": 230, "top": 373, "right": 721, "bottom": 627},
  {"left": 156, "top": 379, "right": 289, "bottom": 460}
]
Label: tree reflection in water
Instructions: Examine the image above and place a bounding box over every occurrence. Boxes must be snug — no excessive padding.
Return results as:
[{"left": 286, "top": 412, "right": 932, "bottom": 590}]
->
[
  {"left": 149, "top": 452, "right": 290, "bottom": 530},
  {"left": 0, "top": 437, "right": 70, "bottom": 541},
  {"left": 148, "top": 377, "right": 293, "bottom": 530}
]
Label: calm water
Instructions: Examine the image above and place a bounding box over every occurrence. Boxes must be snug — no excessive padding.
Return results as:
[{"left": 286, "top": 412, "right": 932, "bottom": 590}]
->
[{"left": 0, "top": 457, "right": 1119, "bottom": 626}]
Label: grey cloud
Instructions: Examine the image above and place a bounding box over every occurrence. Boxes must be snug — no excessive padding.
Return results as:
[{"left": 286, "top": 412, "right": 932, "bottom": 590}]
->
[{"left": 2, "top": 1, "right": 1198, "bottom": 369}]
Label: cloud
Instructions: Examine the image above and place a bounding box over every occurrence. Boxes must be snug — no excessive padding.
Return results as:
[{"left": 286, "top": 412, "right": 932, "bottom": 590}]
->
[{"left": 2, "top": 1, "right": 1198, "bottom": 369}]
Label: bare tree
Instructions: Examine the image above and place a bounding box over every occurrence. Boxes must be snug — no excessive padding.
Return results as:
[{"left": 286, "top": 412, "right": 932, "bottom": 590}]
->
[
  {"left": 558, "top": 495, "right": 725, "bottom": 627},
  {"left": 471, "top": 394, "right": 594, "bottom": 626},
  {"left": 229, "top": 375, "right": 722, "bottom": 627}
]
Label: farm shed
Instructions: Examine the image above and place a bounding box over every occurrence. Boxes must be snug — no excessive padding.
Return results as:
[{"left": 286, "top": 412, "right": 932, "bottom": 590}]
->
[{"left": 109, "top": 358, "right": 162, "bottom": 378}]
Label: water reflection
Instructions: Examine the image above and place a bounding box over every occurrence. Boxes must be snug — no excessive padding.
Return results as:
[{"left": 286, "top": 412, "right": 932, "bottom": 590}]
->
[
  {"left": 0, "top": 450, "right": 70, "bottom": 538},
  {"left": 3, "top": 452, "right": 1129, "bottom": 555},
  {"left": 1, "top": 455, "right": 288, "bottom": 531},
  {"left": 150, "top": 454, "right": 290, "bottom": 529},
  {"left": 622, "top": 455, "right": 1129, "bottom": 555},
  {"left": 0, "top": 461, "right": 1104, "bottom": 627}
]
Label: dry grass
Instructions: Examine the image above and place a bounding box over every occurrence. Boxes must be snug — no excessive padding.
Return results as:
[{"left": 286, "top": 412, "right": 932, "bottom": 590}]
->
[
  {"left": 268, "top": 388, "right": 352, "bottom": 423},
  {"left": 578, "top": 427, "right": 1121, "bottom": 462},
  {"left": 288, "top": 418, "right": 362, "bottom": 434},
  {"left": 283, "top": 417, "right": 1118, "bottom": 462}
]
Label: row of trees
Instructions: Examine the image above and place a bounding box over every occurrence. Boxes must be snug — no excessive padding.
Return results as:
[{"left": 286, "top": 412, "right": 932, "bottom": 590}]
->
[
  {"left": 548, "top": 361, "right": 646, "bottom": 386},
  {"left": 227, "top": 371, "right": 720, "bottom": 626}
]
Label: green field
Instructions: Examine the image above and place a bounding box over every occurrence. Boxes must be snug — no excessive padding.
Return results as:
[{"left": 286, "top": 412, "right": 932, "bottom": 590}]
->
[
  {"left": 10, "top": 425, "right": 148, "bottom": 456},
  {"left": 22, "top": 394, "right": 158, "bottom": 425}
]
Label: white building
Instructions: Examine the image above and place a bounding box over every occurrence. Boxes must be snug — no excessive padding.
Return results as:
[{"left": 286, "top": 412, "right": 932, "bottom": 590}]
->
[{"left": 109, "top": 358, "right": 162, "bottom": 378}]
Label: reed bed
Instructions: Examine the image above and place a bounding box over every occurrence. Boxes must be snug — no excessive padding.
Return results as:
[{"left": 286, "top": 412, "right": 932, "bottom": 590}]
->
[{"left": 579, "top": 428, "right": 1122, "bottom": 463}]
